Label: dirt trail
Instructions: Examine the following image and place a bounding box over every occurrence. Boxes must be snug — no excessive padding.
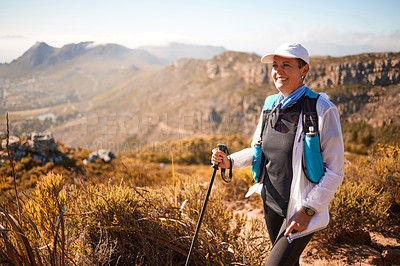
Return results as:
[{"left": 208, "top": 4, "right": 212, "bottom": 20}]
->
[{"left": 7, "top": 107, "right": 50, "bottom": 119}]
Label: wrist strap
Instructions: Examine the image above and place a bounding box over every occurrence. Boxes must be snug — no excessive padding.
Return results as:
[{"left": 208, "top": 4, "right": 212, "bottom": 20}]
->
[{"left": 221, "top": 157, "right": 233, "bottom": 183}]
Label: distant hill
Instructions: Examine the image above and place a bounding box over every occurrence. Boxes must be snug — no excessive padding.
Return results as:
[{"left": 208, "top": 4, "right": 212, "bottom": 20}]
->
[
  {"left": 0, "top": 41, "right": 165, "bottom": 79},
  {"left": 0, "top": 41, "right": 228, "bottom": 111},
  {"left": 13, "top": 42, "right": 55, "bottom": 69},
  {"left": 0, "top": 42, "right": 399, "bottom": 152},
  {"left": 0, "top": 41, "right": 227, "bottom": 79}
]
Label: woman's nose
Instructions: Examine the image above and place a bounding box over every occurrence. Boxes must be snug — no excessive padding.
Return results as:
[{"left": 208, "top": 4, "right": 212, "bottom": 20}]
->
[{"left": 275, "top": 66, "right": 284, "bottom": 74}]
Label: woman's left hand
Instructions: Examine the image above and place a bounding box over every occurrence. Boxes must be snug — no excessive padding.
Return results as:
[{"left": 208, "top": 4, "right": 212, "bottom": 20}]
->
[{"left": 284, "top": 209, "right": 312, "bottom": 236}]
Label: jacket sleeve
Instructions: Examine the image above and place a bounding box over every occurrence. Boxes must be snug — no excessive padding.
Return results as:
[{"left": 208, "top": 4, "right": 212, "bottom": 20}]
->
[
  {"left": 229, "top": 109, "right": 264, "bottom": 170},
  {"left": 302, "top": 103, "right": 345, "bottom": 213}
]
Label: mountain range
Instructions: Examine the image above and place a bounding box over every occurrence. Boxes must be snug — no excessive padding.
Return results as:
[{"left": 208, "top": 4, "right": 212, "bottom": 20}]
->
[
  {"left": 0, "top": 41, "right": 226, "bottom": 74},
  {"left": 0, "top": 42, "right": 399, "bottom": 151}
]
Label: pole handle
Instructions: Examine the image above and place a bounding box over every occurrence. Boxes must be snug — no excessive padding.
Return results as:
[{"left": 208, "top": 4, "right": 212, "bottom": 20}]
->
[
  {"left": 216, "top": 144, "right": 232, "bottom": 182},
  {"left": 212, "top": 144, "right": 227, "bottom": 170}
]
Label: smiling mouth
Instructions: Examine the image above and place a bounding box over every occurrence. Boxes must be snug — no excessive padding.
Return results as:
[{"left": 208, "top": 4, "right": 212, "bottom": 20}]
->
[{"left": 276, "top": 77, "right": 288, "bottom": 82}]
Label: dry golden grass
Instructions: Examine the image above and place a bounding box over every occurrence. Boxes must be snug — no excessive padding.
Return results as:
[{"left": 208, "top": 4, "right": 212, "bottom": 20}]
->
[
  {"left": 1, "top": 150, "right": 271, "bottom": 265},
  {"left": 1, "top": 135, "right": 399, "bottom": 265}
]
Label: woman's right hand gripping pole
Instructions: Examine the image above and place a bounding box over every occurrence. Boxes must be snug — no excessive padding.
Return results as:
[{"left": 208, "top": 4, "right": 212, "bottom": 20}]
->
[{"left": 211, "top": 148, "right": 230, "bottom": 169}]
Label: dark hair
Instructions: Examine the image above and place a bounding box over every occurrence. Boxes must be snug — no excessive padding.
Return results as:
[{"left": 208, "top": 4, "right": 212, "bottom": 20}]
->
[{"left": 297, "top": 58, "right": 307, "bottom": 68}]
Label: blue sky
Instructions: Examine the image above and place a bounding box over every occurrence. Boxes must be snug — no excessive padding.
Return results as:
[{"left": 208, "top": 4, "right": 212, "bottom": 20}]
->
[{"left": 0, "top": 0, "right": 399, "bottom": 63}]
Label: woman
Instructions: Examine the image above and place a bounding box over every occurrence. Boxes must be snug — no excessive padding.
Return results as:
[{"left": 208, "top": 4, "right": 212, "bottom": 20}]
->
[{"left": 211, "top": 43, "right": 344, "bottom": 265}]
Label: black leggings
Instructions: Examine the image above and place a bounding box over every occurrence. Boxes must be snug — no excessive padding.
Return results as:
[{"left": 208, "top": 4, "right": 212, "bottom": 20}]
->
[{"left": 263, "top": 203, "right": 313, "bottom": 266}]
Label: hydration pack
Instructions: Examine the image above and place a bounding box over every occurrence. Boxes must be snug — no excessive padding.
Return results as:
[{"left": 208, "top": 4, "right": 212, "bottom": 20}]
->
[{"left": 258, "top": 88, "right": 325, "bottom": 183}]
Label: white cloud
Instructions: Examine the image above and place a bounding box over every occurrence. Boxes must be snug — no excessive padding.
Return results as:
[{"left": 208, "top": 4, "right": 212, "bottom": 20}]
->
[
  {"left": 0, "top": 35, "right": 36, "bottom": 63},
  {"left": 0, "top": 34, "right": 26, "bottom": 39},
  {"left": 299, "top": 27, "right": 400, "bottom": 56}
]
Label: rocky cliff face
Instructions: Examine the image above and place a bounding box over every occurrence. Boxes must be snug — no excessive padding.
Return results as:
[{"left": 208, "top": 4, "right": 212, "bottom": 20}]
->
[
  {"left": 158, "top": 51, "right": 400, "bottom": 141},
  {"left": 307, "top": 53, "right": 400, "bottom": 88},
  {"left": 205, "top": 52, "right": 269, "bottom": 84},
  {"left": 196, "top": 51, "right": 400, "bottom": 89},
  {"left": 168, "top": 51, "right": 269, "bottom": 85}
]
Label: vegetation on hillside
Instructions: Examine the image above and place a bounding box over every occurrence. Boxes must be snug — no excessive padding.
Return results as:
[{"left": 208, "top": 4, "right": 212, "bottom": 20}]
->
[
  {"left": 0, "top": 135, "right": 271, "bottom": 265},
  {"left": 318, "top": 84, "right": 400, "bottom": 154},
  {"left": 1, "top": 132, "right": 399, "bottom": 264}
]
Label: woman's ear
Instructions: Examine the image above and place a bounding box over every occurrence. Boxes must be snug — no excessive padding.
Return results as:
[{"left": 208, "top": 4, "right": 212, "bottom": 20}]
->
[{"left": 302, "top": 64, "right": 310, "bottom": 76}]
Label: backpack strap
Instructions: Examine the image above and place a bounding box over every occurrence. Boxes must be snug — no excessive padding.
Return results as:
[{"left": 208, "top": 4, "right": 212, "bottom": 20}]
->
[
  {"left": 259, "top": 93, "right": 279, "bottom": 142},
  {"left": 303, "top": 89, "right": 319, "bottom": 137},
  {"left": 302, "top": 88, "right": 325, "bottom": 183},
  {"left": 252, "top": 94, "right": 279, "bottom": 183},
  {"left": 263, "top": 93, "right": 279, "bottom": 111}
]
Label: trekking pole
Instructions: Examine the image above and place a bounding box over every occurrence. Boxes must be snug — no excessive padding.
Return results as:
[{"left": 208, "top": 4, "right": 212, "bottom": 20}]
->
[{"left": 185, "top": 144, "right": 230, "bottom": 266}]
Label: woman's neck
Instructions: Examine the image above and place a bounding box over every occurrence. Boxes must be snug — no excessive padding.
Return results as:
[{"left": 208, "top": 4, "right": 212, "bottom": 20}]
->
[{"left": 280, "top": 84, "right": 304, "bottom": 98}]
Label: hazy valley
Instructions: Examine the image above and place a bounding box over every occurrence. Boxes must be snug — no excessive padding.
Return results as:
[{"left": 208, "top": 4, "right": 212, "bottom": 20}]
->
[
  {"left": 0, "top": 42, "right": 399, "bottom": 152},
  {"left": 1, "top": 42, "right": 400, "bottom": 265}
]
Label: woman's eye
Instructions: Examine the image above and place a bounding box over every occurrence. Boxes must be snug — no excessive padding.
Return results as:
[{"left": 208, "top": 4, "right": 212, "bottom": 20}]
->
[
  {"left": 284, "top": 64, "right": 290, "bottom": 67},
  {"left": 272, "top": 64, "right": 278, "bottom": 68}
]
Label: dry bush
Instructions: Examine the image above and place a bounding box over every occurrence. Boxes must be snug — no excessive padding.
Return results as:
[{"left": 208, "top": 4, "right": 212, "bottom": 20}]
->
[
  {"left": 66, "top": 171, "right": 270, "bottom": 265},
  {"left": 1, "top": 172, "right": 68, "bottom": 265},
  {"left": 322, "top": 181, "right": 391, "bottom": 245},
  {"left": 314, "top": 144, "right": 398, "bottom": 247},
  {"left": 0, "top": 144, "right": 90, "bottom": 207},
  {"left": 345, "top": 144, "right": 400, "bottom": 207},
  {"left": 125, "top": 134, "right": 249, "bottom": 165},
  {"left": 24, "top": 172, "right": 67, "bottom": 242},
  {"left": 222, "top": 168, "right": 253, "bottom": 200},
  {"left": 369, "top": 144, "right": 400, "bottom": 205}
]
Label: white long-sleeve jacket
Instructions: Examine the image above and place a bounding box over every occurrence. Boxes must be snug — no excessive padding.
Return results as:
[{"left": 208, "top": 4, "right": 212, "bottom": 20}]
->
[{"left": 229, "top": 93, "right": 344, "bottom": 241}]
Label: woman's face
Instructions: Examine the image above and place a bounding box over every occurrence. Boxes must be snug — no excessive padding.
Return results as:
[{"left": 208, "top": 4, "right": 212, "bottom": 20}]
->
[{"left": 271, "top": 56, "right": 309, "bottom": 97}]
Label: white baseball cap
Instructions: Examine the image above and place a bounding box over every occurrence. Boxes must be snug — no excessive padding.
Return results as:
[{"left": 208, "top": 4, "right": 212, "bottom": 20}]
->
[{"left": 261, "top": 42, "right": 310, "bottom": 65}]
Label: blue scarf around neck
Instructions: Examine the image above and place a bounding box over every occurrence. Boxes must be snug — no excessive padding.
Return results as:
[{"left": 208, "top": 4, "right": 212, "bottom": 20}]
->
[{"left": 275, "top": 85, "right": 306, "bottom": 109}]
